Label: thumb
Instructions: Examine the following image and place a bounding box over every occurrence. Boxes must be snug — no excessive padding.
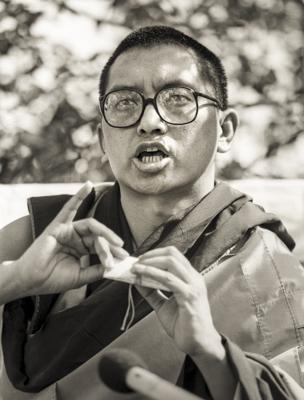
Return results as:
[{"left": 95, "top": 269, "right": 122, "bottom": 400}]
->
[
  {"left": 77, "top": 264, "right": 105, "bottom": 286},
  {"left": 50, "top": 182, "right": 94, "bottom": 226}
]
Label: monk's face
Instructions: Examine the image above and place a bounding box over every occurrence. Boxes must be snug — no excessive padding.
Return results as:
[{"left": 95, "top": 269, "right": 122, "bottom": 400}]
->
[{"left": 100, "top": 44, "right": 228, "bottom": 196}]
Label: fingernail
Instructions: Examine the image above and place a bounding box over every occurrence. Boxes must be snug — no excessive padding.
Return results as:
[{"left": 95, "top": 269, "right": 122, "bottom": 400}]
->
[
  {"left": 116, "top": 247, "right": 129, "bottom": 256},
  {"left": 117, "top": 247, "right": 129, "bottom": 254},
  {"left": 83, "top": 181, "right": 93, "bottom": 190},
  {"left": 113, "top": 237, "right": 124, "bottom": 246},
  {"left": 84, "top": 180, "right": 92, "bottom": 187}
]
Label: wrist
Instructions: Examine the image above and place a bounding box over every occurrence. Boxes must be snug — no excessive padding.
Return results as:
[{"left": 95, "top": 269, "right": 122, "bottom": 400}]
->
[
  {"left": 0, "top": 260, "right": 29, "bottom": 304},
  {"left": 190, "top": 331, "right": 237, "bottom": 400},
  {"left": 12, "top": 259, "right": 32, "bottom": 298},
  {"left": 190, "top": 329, "right": 225, "bottom": 363}
]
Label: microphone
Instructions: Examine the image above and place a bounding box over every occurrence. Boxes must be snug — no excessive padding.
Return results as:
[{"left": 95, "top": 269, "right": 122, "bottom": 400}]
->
[{"left": 98, "top": 349, "right": 202, "bottom": 400}]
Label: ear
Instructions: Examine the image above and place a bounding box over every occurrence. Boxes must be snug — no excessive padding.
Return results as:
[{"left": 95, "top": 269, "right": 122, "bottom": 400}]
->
[
  {"left": 217, "top": 108, "right": 239, "bottom": 153},
  {"left": 96, "top": 123, "right": 108, "bottom": 165}
]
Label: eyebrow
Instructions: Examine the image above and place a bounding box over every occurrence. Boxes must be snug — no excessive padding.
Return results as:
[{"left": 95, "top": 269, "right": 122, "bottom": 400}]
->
[
  {"left": 107, "top": 84, "right": 141, "bottom": 92},
  {"left": 159, "top": 79, "right": 196, "bottom": 89},
  {"left": 106, "top": 79, "right": 198, "bottom": 94}
]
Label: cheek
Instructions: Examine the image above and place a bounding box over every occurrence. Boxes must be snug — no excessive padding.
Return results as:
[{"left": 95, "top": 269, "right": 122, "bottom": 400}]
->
[
  {"left": 103, "top": 128, "right": 124, "bottom": 157},
  {"left": 178, "top": 116, "right": 218, "bottom": 153},
  {"left": 102, "top": 129, "right": 134, "bottom": 177},
  {"left": 104, "top": 136, "right": 118, "bottom": 155}
]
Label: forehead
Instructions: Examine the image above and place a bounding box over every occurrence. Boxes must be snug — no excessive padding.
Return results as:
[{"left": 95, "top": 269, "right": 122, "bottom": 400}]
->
[{"left": 106, "top": 44, "right": 206, "bottom": 92}]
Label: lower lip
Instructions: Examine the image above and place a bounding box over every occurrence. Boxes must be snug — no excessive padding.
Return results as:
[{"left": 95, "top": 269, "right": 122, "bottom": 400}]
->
[{"left": 132, "top": 156, "right": 170, "bottom": 173}]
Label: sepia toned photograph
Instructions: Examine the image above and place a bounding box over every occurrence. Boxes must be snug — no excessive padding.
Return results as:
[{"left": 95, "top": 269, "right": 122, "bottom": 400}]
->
[{"left": 0, "top": 0, "right": 303, "bottom": 398}]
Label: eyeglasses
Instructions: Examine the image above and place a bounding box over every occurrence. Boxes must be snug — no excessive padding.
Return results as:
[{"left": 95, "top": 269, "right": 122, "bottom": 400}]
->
[{"left": 99, "top": 86, "right": 220, "bottom": 128}]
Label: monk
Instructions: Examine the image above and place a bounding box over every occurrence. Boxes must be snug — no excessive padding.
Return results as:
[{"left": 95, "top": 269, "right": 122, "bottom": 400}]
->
[{"left": 1, "top": 26, "right": 304, "bottom": 400}]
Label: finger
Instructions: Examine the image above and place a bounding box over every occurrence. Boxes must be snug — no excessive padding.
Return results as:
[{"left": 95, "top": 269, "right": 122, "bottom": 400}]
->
[
  {"left": 77, "top": 264, "right": 105, "bottom": 286},
  {"left": 51, "top": 223, "right": 89, "bottom": 256},
  {"left": 110, "top": 245, "right": 129, "bottom": 260},
  {"left": 139, "top": 247, "right": 172, "bottom": 259},
  {"left": 132, "top": 263, "right": 187, "bottom": 295},
  {"left": 136, "top": 255, "right": 191, "bottom": 283},
  {"left": 79, "top": 237, "right": 128, "bottom": 260},
  {"left": 74, "top": 218, "right": 124, "bottom": 247},
  {"left": 95, "top": 236, "right": 114, "bottom": 268},
  {"left": 139, "top": 246, "right": 189, "bottom": 268},
  {"left": 52, "top": 182, "right": 94, "bottom": 225},
  {"left": 80, "top": 236, "right": 96, "bottom": 253},
  {"left": 60, "top": 244, "right": 84, "bottom": 259}
]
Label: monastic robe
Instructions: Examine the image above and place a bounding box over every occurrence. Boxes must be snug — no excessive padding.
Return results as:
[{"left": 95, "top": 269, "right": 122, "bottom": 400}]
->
[{"left": 2, "top": 181, "right": 304, "bottom": 399}]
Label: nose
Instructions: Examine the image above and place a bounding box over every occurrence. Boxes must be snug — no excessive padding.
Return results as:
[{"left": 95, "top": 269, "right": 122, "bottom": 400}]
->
[{"left": 137, "top": 103, "right": 167, "bottom": 136}]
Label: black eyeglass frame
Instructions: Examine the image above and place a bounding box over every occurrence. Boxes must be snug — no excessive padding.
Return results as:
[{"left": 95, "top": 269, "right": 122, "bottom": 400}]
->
[{"left": 99, "top": 86, "right": 221, "bottom": 128}]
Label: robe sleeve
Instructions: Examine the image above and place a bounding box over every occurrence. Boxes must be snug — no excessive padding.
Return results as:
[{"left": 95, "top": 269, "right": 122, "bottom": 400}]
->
[
  {"left": 223, "top": 337, "right": 300, "bottom": 400},
  {"left": 182, "top": 336, "right": 302, "bottom": 400}
]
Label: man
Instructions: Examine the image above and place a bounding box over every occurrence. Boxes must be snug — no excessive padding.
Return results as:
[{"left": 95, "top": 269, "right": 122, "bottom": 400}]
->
[{"left": 1, "top": 26, "right": 304, "bottom": 399}]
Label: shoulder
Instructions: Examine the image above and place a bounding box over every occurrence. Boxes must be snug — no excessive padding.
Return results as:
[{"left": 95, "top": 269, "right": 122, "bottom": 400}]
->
[
  {"left": 0, "top": 216, "right": 33, "bottom": 262},
  {"left": 241, "top": 227, "right": 299, "bottom": 265},
  {"left": 238, "top": 227, "right": 304, "bottom": 290}
]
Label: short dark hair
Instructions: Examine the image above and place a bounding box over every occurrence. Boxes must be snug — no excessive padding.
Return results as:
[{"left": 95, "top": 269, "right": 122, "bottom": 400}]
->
[{"left": 99, "top": 25, "right": 228, "bottom": 110}]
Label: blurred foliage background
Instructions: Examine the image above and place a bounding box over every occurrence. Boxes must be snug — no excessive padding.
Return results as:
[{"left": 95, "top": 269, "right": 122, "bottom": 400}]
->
[{"left": 0, "top": 0, "right": 303, "bottom": 183}]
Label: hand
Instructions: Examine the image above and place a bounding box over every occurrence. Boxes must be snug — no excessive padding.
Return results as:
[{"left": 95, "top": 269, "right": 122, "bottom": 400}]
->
[
  {"left": 14, "top": 182, "right": 128, "bottom": 296},
  {"left": 132, "top": 246, "right": 222, "bottom": 358}
]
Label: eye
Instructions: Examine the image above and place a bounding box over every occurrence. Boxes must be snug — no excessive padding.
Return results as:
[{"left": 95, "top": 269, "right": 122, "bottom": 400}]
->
[
  {"left": 161, "top": 89, "right": 193, "bottom": 108},
  {"left": 105, "top": 91, "right": 141, "bottom": 112},
  {"left": 168, "top": 94, "right": 191, "bottom": 104},
  {"left": 115, "top": 98, "right": 138, "bottom": 111}
]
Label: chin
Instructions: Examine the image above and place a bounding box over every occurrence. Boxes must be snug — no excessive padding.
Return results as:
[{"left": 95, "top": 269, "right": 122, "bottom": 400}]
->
[{"left": 126, "top": 175, "right": 175, "bottom": 195}]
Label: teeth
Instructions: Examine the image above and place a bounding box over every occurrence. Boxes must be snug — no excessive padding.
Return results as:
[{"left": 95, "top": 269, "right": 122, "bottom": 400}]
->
[
  {"left": 146, "top": 146, "right": 159, "bottom": 152},
  {"left": 142, "top": 155, "right": 164, "bottom": 163}
]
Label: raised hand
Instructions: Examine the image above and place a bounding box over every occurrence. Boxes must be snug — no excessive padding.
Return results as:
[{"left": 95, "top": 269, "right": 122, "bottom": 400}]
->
[
  {"left": 14, "top": 182, "right": 129, "bottom": 297},
  {"left": 131, "top": 246, "right": 221, "bottom": 358}
]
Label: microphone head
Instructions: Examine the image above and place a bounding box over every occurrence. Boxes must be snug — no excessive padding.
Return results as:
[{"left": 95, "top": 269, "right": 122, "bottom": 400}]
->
[{"left": 98, "top": 349, "right": 147, "bottom": 393}]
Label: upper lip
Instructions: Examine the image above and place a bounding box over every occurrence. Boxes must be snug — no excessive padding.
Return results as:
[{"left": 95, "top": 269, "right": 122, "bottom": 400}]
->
[{"left": 134, "top": 142, "right": 170, "bottom": 157}]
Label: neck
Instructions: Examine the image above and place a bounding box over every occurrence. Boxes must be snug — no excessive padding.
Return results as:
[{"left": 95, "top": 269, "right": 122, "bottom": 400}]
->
[{"left": 120, "top": 176, "right": 215, "bottom": 247}]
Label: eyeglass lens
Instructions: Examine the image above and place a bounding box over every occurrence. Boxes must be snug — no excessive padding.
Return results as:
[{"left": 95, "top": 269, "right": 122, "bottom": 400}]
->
[
  {"left": 157, "top": 87, "right": 197, "bottom": 124},
  {"left": 104, "top": 90, "right": 142, "bottom": 127},
  {"left": 103, "top": 87, "right": 199, "bottom": 127}
]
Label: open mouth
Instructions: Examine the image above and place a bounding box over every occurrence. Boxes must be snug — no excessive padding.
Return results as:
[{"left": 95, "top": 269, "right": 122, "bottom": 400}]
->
[
  {"left": 135, "top": 145, "right": 170, "bottom": 164},
  {"left": 133, "top": 143, "right": 171, "bottom": 172},
  {"left": 137, "top": 148, "right": 169, "bottom": 164}
]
